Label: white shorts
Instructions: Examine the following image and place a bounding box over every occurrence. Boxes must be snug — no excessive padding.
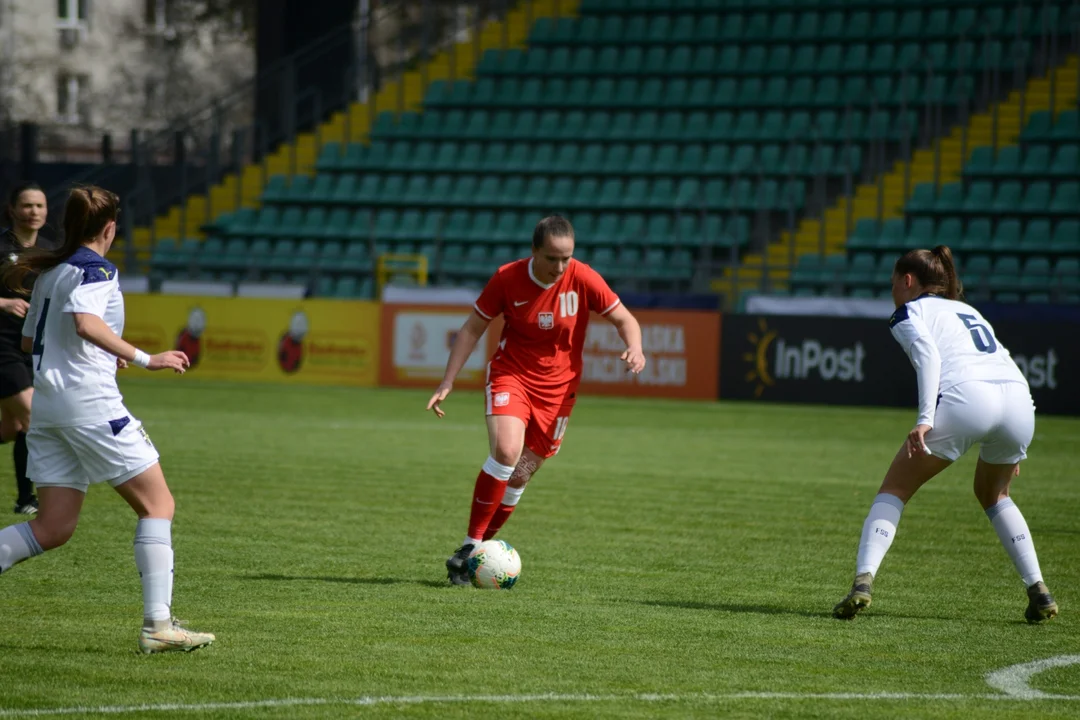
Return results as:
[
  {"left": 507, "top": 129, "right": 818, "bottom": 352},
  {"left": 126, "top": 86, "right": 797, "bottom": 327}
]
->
[
  {"left": 926, "top": 380, "right": 1035, "bottom": 465},
  {"left": 28, "top": 414, "right": 161, "bottom": 492}
]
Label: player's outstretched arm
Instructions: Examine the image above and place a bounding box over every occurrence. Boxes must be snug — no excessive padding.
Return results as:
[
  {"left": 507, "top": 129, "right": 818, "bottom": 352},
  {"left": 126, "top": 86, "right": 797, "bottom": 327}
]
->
[
  {"left": 72, "top": 313, "right": 190, "bottom": 374},
  {"left": 427, "top": 311, "right": 491, "bottom": 418},
  {"left": 604, "top": 304, "right": 646, "bottom": 374}
]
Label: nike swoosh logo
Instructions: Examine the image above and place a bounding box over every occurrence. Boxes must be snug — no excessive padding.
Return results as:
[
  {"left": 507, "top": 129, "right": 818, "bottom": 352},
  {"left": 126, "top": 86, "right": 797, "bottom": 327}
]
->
[
  {"left": 513, "top": 300, "right": 529, "bottom": 307},
  {"left": 475, "top": 499, "right": 494, "bottom": 505}
]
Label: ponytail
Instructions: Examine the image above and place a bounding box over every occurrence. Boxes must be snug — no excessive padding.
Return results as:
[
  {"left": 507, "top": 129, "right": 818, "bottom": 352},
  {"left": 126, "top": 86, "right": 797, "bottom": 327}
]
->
[
  {"left": 930, "top": 245, "right": 962, "bottom": 300},
  {"left": 3, "top": 185, "right": 118, "bottom": 294},
  {"left": 894, "top": 244, "right": 964, "bottom": 300}
]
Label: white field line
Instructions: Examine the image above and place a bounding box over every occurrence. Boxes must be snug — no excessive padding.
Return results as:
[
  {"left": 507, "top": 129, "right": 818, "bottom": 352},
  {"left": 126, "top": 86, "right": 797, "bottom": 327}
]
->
[
  {"left": 3, "top": 690, "right": 1080, "bottom": 718},
  {"left": 985, "top": 655, "right": 1080, "bottom": 699}
]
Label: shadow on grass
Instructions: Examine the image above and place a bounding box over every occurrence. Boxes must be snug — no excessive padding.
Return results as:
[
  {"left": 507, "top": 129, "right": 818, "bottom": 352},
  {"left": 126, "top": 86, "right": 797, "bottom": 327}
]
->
[
  {"left": 630, "top": 599, "right": 958, "bottom": 622},
  {"left": 241, "top": 573, "right": 448, "bottom": 589}
]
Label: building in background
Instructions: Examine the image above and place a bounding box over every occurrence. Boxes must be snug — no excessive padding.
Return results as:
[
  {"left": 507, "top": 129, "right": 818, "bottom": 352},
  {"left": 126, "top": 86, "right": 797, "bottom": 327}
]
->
[{"left": 0, "top": 0, "right": 255, "bottom": 160}]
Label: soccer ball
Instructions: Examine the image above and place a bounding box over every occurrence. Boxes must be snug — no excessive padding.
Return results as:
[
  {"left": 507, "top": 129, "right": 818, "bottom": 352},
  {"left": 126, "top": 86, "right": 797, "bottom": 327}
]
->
[{"left": 467, "top": 540, "right": 521, "bottom": 589}]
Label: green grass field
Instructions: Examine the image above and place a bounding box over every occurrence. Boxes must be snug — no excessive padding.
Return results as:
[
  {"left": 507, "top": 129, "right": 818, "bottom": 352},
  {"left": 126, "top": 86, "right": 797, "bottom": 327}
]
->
[{"left": 0, "top": 378, "right": 1078, "bottom": 719}]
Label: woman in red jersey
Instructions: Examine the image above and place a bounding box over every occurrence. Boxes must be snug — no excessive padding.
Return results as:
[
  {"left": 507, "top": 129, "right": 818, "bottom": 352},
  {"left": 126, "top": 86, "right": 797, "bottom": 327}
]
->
[{"left": 427, "top": 215, "right": 646, "bottom": 585}]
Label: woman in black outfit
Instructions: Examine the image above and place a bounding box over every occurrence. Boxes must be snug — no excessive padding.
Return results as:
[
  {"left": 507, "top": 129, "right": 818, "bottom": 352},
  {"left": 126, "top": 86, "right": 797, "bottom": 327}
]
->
[{"left": 0, "top": 182, "right": 57, "bottom": 514}]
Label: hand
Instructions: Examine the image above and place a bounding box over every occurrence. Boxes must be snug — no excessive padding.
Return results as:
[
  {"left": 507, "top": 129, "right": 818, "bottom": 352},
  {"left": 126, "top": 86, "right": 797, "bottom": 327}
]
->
[
  {"left": 427, "top": 381, "right": 453, "bottom": 418},
  {"left": 0, "top": 298, "right": 29, "bottom": 318},
  {"left": 116, "top": 357, "right": 128, "bottom": 370},
  {"left": 148, "top": 350, "right": 190, "bottom": 374},
  {"left": 620, "top": 345, "right": 646, "bottom": 374},
  {"left": 905, "top": 424, "right": 933, "bottom": 459}
]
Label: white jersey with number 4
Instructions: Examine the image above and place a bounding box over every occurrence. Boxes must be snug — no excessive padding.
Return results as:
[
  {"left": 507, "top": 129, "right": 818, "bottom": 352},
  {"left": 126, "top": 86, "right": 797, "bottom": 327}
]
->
[
  {"left": 889, "top": 293, "right": 1027, "bottom": 428},
  {"left": 22, "top": 246, "right": 127, "bottom": 428}
]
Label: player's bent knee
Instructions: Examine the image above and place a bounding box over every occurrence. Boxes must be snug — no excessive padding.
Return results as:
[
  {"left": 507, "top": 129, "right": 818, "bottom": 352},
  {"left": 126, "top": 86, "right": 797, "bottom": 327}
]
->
[{"left": 492, "top": 444, "right": 522, "bottom": 469}]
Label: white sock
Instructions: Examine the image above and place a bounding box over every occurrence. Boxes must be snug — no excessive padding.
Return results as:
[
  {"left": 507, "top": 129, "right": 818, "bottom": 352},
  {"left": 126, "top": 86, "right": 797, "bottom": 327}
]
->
[
  {"left": 0, "top": 523, "right": 43, "bottom": 573},
  {"left": 986, "top": 498, "right": 1043, "bottom": 587},
  {"left": 134, "top": 518, "right": 173, "bottom": 629},
  {"left": 501, "top": 485, "right": 525, "bottom": 507},
  {"left": 463, "top": 536, "right": 482, "bottom": 548},
  {"left": 855, "top": 493, "right": 905, "bottom": 576}
]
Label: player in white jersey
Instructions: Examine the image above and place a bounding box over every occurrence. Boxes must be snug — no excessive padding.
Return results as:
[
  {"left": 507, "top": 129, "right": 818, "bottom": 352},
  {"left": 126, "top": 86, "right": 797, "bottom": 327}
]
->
[
  {"left": 833, "top": 245, "right": 1057, "bottom": 623},
  {"left": 0, "top": 186, "right": 215, "bottom": 653}
]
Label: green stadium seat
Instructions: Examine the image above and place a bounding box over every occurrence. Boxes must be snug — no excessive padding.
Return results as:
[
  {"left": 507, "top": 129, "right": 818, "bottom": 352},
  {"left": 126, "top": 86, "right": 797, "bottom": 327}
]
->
[
  {"left": 957, "top": 218, "right": 991, "bottom": 252},
  {"left": 1021, "top": 111, "right": 1054, "bottom": 142},
  {"left": 417, "top": 211, "right": 444, "bottom": 241},
  {"left": 261, "top": 174, "right": 288, "bottom": 203},
  {"left": 1021, "top": 182, "right": 1051, "bottom": 213},
  {"left": 906, "top": 217, "right": 935, "bottom": 247},
  {"left": 642, "top": 46, "right": 665, "bottom": 75},
  {"left": 1055, "top": 257, "right": 1080, "bottom": 293},
  {"left": 1019, "top": 256, "right": 1052, "bottom": 292},
  {"left": 990, "top": 181, "right": 1022, "bottom": 213},
  {"left": 816, "top": 44, "right": 843, "bottom": 74},
  {"left": 319, "top": 208, "right": 351, "bottom": 241},
  {"left": 989, "top": 256, "right": 1021, "bottom": 292},
  {"left": 965, "top": 146, "right": 994, "bottom": 176},
  {"left": 989, "top": 145, "right": 1021, "bottom": 178},
  {"left": 1052, "top": 111, "right": 1079, "bottom": 140},
  {"left": 840, "top": 43, "right": 869, "bottom": 75},
  {"left": 933, "top": 182, "right": 964, "bottom": 213},
  {"left": 907, "top": 183, "right": 936, "bottom": 213},
  {"left": 965, "top": 254, "right": 992, "bottom": 285},
  {"left": 712, "top": 78, "right": 737, "bottom": 107},
  {"left": 1050, "top": 183, "right": 1080, "bottom": 215},
  {"left": 990, "top": 220, "right": 1021, "bottom": 253},
  {"left": 284, "top": 174, "right": 312, "bottom": 202},
  {"left": 812, "top": 77, "right": 840, "bottom": 108},
  {"left": 331, "top": 174, "right": 358, "bottom": 202},
  {"left": 359, "top": 142, "right": 387, "bottom": 171},
  {"left": 498, "top": 177, "right": 526, "bottom": 209},
  {"left": 346, "top": 210, "right": 371, "bottom": 241},
  {"left": 878, "top": 219, "right": 906, "bottom": 252},
  {"left": 1050, "top": 145, "right": 1080, "bottom": 178},
  {"left": 787, "top": 112, "right": 815, "bottom": 142},
  {"left": 848, "top": 219, "right": 878, "bottom": 251},
  {"left": 1020, "top": 145, "right": 1051, "bottom": 177},
  {"left": 1019, "top": 219, "right": 1052, "bottom": 253},
  {"left": 732, "top": 112, "right": 758, "bottom": 141},
  {"left": 871, "top": 254, "right": 895, "bottom": 283},
  {"left": 315, "top": 142, "right": 341, "bottom": 171},
  {"left": 447, "top": 176, "right": 477, "bottom": 208},
  {"left": 935, "top": 218, "right": 962, "bottom": 247},
  {"left": 741, "top": 45, "right": 767, "bottom": 75}
]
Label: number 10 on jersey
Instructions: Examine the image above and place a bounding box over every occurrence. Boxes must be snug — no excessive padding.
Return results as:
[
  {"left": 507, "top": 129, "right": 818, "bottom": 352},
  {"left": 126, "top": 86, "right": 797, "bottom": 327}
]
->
[{"left": 558, "top": 291, "right": 578, "bottom": 318}]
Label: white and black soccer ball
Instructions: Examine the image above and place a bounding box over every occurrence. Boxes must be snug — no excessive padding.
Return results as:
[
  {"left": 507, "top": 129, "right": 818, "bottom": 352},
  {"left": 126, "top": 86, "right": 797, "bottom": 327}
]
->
[{"left": 467, "top": 540, "right": 521, "bottom": 590}]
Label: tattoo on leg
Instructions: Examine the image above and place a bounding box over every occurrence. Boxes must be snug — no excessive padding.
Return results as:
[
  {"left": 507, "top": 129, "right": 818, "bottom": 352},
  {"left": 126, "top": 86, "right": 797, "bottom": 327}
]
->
[{"left": 511, "top": 455, "right": 540, "bottom": 487}]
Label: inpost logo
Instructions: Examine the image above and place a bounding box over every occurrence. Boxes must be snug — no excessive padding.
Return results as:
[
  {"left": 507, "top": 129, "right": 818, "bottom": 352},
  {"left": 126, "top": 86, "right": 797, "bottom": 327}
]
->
[{"left": 742, "top": 318, "right": 866, "bottom": 397}]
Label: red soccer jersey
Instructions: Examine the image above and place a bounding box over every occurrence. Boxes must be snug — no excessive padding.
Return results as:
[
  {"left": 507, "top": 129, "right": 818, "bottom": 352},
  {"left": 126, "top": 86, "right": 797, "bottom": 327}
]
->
[{"left": 474, "top": 257, "right": 621, "bottom": 399}]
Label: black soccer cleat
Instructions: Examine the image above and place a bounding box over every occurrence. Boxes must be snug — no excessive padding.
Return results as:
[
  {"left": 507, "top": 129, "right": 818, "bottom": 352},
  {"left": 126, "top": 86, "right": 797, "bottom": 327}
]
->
[
  {"left": 13, "top": 497, "right": 37, "bottom": 515},
  {"left": 1024, "top": 581, "right": 1058, "bottom": 623},
  {"left": 833, "top": 572, "right": 874, "bottom": 619},
  {"left": 445, "top": 544, "right": 474, "bottom": 586}
]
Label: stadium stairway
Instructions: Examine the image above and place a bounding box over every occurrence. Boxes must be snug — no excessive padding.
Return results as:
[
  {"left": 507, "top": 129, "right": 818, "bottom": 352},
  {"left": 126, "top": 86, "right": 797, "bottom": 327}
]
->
[
  {"left": 121, "top": 0, "right": 577, "bottom": 275},
  {"left": 718, "top": 52, "right": 1080, "bottom": 302}
]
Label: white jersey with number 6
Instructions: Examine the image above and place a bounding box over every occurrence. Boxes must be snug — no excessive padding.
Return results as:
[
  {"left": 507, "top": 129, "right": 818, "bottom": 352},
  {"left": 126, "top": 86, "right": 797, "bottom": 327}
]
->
[
  {"left": 22, "top": 246, "right": 127, "bottom": 428},
  {"left": 889, "top": 293, "right": 1032, "bottom": 464}
]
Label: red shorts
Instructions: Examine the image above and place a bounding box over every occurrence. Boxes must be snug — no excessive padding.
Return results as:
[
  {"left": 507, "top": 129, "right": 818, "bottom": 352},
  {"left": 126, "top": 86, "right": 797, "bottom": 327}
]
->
[{"left": 485, "top": 376, "right": 575, "bottom": 459}]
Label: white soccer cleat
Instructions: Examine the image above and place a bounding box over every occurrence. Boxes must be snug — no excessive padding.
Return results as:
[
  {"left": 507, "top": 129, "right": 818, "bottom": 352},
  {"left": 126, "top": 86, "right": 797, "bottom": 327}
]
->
[{"left": 139, "top": 619, "right": 215, "bottom": 654}]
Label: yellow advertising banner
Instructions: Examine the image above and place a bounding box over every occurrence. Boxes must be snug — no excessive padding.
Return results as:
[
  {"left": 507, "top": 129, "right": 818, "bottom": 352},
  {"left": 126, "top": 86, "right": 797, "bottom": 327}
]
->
[{"left": 122, "top": 295, "right": 380, "bottom": 386}]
